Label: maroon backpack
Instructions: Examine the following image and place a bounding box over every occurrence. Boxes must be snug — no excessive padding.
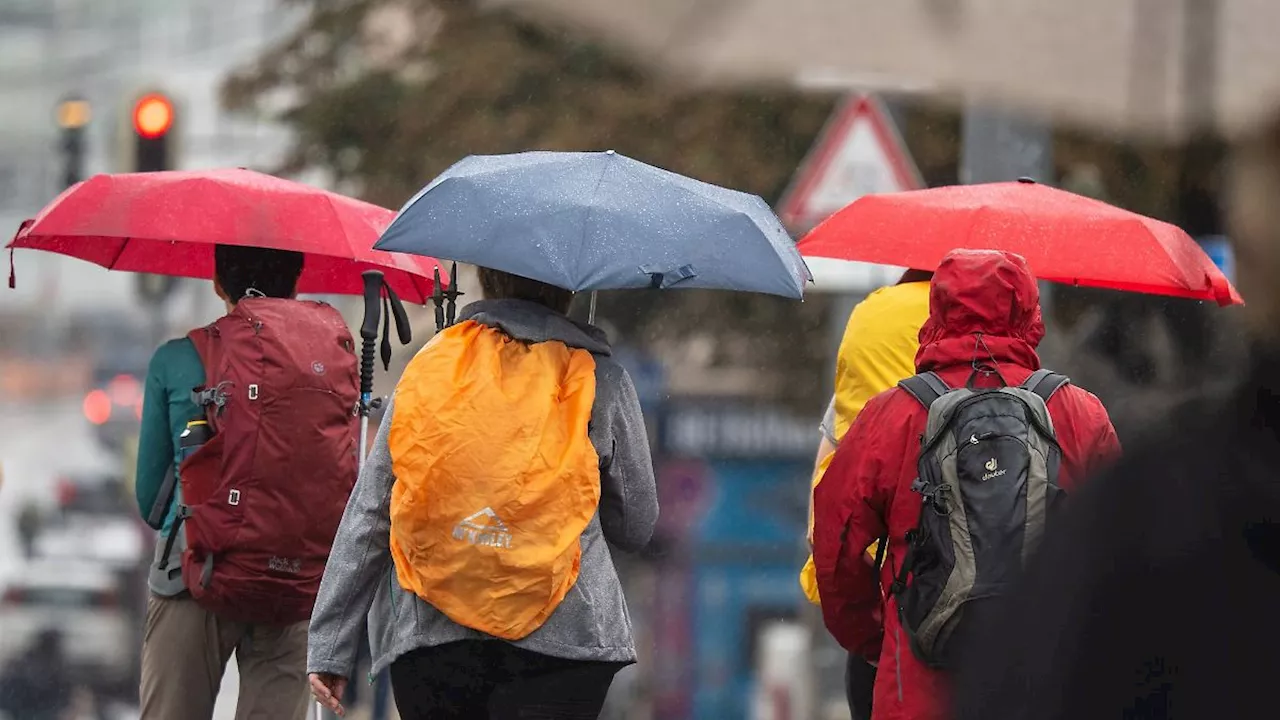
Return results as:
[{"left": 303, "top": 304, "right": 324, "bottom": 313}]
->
[{"left": 175, "top": 297, "right": 359, "bottom": 625}]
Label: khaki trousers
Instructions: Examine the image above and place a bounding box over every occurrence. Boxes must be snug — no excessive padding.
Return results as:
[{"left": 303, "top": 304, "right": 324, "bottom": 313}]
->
[{"left": 139, "top": 594, "right": 310, "bottom": 720}]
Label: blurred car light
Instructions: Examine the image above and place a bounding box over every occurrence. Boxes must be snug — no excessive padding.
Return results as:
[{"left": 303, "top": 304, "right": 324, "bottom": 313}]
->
[
  {"left": 107, "top": 373, "right": 140, "bottom": 405},
  {"left": 83, "top": 389, "right": 111, "bottom": 425},
  {"left": 56, "top": 477, "right": 78, "bottom": 507}
]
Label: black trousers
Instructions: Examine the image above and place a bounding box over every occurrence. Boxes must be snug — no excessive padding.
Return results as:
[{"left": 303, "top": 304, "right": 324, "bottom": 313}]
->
[
  {"left": 846, "top": 653, "right": 878, "bottom": 720},
  {"left": 389, "top": 640, "right": 627, "bottom": 720}
]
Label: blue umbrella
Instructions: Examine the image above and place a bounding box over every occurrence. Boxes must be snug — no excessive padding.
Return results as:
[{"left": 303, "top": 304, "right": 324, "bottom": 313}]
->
[{"left": 374, "top": 150, "right": 811, "bottom": 300}]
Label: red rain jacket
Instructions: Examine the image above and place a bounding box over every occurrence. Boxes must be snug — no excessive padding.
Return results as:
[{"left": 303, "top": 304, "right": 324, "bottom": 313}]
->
[{"left": 812, "top": 249, "right": 1122, "bottom": 720}]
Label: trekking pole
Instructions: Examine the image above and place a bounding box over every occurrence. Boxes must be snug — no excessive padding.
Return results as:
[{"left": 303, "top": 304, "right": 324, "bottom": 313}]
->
[
  {"left": 313, "top": 271, "right": 405, "bottom": 720},
  {"left": 445, "top": 262, "right": 461, "bottom": 327},
  {"left": 431, "top": 263, "right": 464, "bottom": 332},
  {"left": 359, "top": 270, "right": 385, "bottom": 454}
]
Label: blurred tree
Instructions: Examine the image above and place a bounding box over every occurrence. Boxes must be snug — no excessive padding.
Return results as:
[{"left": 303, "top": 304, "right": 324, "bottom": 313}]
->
[{"left": 223, "top": 0, "right": 845, "bottom": 409}]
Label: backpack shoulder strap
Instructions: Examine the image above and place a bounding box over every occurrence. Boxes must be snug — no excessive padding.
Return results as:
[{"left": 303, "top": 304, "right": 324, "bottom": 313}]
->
[
  {"left": 1020, "top": 369, "right": 1071, "bottom": 404},
  {"left": 185, "top": 323, "right": 217, "bottom": 378},
  {"left": 898, "top": 372, "right": 951, "bottom": 410},
  {"left": 186, "top": 320, "right": 234, "bottom": 416}
]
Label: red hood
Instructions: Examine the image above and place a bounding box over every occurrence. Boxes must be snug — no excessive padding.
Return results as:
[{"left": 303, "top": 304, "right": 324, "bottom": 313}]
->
[{"left": 916, "top": 249, "right": 1045, "bottom": 373}]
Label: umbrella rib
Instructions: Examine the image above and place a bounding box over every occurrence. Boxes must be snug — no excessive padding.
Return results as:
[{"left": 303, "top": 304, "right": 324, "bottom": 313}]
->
[
  {"left": 105, "top": 237, "right": 131, "bottom": 272},
  {"left": 578, "top": 156, "right": 612, "bottom": 292},
  {"left": 614, "top": 157, "right": 805, "bottom": 295},
  {"left": 322, "top": 193, "right": 358, "bottom": 261}
]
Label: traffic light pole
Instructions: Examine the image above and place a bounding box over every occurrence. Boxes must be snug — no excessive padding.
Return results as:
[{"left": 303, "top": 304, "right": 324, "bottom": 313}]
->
[
  {"left": 135, "top": 274, "right": 177, "bottom": 348},
  {"left": 55, "top": 96, "right": 90, "bottom": 189}
]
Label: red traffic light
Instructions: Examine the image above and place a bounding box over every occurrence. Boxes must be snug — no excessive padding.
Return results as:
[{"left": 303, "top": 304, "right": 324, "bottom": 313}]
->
[{"left": 133, "top": 93, "right": 174, "bottom": 139}]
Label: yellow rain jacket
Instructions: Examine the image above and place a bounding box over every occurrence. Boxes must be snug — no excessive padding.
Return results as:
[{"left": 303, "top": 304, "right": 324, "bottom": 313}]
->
[
  {"left": 801, "top": 281, "right": 930, "bottom": 605},
  {"left": 389, "top": 319, "right": 601, "bottom": 640}
]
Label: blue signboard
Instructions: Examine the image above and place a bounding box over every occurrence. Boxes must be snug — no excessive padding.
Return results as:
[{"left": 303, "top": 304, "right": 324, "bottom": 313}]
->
[
  {"left": 1199, "top": 234, "right": 1235, "bottom": 284},
  {"left": 686, "top": 460, "right": 810, "bottom": 719},
  {"left": 691, "top": 562, "right": 801, "bottom": 719}
]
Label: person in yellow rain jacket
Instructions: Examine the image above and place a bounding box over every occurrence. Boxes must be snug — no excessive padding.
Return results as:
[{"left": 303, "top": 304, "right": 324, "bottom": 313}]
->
[{"left": 801, "top": 269, "right": 932, "bottom": 720}]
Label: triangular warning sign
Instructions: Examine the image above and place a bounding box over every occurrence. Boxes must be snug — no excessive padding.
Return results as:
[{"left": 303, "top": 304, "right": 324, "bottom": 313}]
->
[{"left": 778, "top": 94, "right": 923, "bottom": 234}]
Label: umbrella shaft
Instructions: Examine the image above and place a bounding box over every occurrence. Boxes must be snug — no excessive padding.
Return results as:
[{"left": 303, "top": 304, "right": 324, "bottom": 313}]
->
[{"left": 588, "top": 291, "right": 598, "bottom": 325}]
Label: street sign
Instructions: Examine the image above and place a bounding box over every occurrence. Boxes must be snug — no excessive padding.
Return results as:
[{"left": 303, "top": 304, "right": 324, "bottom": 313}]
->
[
  {"left": 777, "top": 93, "right": 923, "bottom": 234},
  {"left": 661, "top": 403, "right": 816, "bottom": 460}
]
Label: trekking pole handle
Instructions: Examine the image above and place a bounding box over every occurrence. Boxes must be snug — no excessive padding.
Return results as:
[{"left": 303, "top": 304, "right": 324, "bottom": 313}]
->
[
  {"left": 359, "top": 271, "right": 384, "bottom": 410},
  {"left": 360, "top": 271, "right": 384, "bottom": 342}
]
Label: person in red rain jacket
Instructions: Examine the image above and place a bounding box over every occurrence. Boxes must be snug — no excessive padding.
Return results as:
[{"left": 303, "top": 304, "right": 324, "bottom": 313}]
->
[{"left": 811, "top": 248, "right": 1121, "bottom": 720}]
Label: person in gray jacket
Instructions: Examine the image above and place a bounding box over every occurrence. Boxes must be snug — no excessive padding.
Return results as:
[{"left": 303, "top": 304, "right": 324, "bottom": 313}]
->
[{"left": 307, "top": 268, "right": 659, "bottom": 720}]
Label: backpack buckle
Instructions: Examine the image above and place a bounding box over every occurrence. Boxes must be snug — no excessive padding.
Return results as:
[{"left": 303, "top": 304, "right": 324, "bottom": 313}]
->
[
  {"left": 923, "top": 484, "right": 954, "bottom": 515},
  {"left": 192, "top": 381, "right": 232, "bottom": 413}
]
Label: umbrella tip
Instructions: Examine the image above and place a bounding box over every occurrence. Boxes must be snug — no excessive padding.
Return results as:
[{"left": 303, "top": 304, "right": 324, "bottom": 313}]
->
[
  {"left": 605, "top": 149, "right": 616, "bottom": 155},
  {"left": 1016, "top": 176, "right": 1037, "bottom": 184}
]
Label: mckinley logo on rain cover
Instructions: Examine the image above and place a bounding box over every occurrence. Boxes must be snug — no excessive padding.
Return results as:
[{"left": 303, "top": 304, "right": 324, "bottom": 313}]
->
[{"left": 453, "top": 507, "right": 513, "bottom": 549}]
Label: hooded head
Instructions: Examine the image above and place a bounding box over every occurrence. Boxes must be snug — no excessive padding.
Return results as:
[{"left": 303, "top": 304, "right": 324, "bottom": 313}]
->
[{"left": 916, "top": 249, "right": 1045, "bottom": 373}]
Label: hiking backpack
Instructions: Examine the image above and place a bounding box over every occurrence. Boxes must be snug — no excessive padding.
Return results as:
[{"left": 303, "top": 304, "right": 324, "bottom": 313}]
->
[
  {"left": 157, "top": 296, "right": 360, "bottom": 625},
  {"left": 889, "top": 368, "right": 1069, "bottom": 669}
]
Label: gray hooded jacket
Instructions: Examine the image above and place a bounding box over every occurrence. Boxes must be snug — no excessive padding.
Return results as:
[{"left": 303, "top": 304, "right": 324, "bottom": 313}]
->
[{"left": 307, "top": 299, "right": 659, "bottom": 679}]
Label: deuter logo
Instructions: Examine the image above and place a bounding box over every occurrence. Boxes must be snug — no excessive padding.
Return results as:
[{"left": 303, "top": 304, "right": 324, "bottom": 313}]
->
[
  {"left": 981, "top": 457, "right": 1006, "bottom": 482},
  {"left": 453, "top": 507, "right": 513, "bottom": 549}
]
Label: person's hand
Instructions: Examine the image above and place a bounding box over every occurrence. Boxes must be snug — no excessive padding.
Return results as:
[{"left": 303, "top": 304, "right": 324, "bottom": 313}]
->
[{"left": 309, "top": 672, "right": 348, "bottom": 717}]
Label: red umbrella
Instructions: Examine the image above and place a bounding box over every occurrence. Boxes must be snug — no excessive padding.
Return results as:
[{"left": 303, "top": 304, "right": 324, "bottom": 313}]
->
[
  {"left": 798, "top": 179, "right": 1243, "bottom": 307},
  {"left": 7, "top": 168, "right": 445, "bottom": 304}
]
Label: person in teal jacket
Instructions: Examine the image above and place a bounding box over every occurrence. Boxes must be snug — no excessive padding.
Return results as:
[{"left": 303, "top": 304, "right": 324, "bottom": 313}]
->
[{"left": 134, "top": 245, "right": 314, "bottom": 720}]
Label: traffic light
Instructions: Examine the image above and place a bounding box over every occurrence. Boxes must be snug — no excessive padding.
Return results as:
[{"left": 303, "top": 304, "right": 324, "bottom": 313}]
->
[
  {"left": 131, "top": 92, "right": 175, "bottom": 172},
  {"left": 130, "top": 92, "right": 179, "bottom": 305},
  {"left": 56, "top": 96, "right": 91, "bottom": 189}
]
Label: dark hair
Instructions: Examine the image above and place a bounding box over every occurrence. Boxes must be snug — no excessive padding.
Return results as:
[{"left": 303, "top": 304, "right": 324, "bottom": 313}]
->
[
  {"left": 477, "top": 267, "right": 573, "bottom": 314},
  {"left": 214, "top": 245, "right": 305, "bottom": 302},
  {"left": 898, "top": 268, "right": 935, "bottom": 285}
]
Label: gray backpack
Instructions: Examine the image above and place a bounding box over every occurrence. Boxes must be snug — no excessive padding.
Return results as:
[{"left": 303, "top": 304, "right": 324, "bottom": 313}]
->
[{"left": 888, "top": 368, "right": 1068, "bottom": 669}]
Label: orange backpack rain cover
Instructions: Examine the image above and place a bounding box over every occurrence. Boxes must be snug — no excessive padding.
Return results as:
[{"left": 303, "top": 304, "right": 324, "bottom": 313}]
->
[{"left": 388, "top": 320, "right": 601, "bottom": 640}]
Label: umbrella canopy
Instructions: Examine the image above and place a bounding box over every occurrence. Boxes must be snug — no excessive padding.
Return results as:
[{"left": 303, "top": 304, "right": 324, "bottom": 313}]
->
[
  {"left": 798, "top": 179, "right": 1243, "bottom": 306},
  {"left": 496, "top": 0, "right": 1279, "bottom": 139},
  {"left": 8, "top": 168, "right": 445, "bottom": 304},
  {"left": 375, "top": 150, "right": 811, "bottom": 299}
]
